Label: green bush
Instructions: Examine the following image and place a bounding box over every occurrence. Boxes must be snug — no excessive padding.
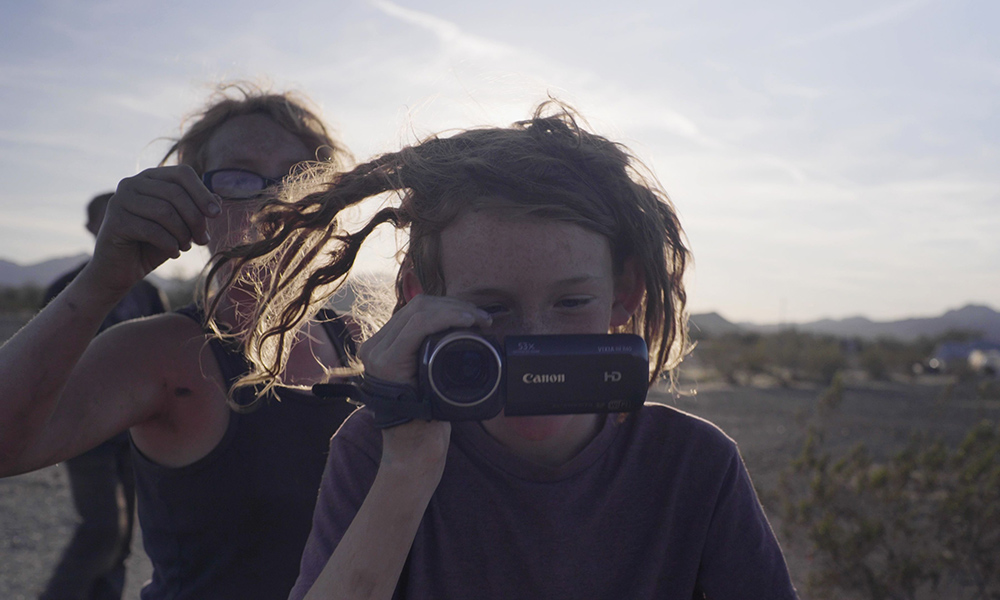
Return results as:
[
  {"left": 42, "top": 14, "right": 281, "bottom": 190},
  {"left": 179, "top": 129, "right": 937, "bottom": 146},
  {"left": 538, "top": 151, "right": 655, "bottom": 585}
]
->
[
  {"left": 693, "top": 330, "right": 847, "bottom": 385},
  {"left": 693, "top": 329, "right": 984, "bottom": 386},
  {"left": 781, "top": 382, "right": 1000, "bottom": 599}
]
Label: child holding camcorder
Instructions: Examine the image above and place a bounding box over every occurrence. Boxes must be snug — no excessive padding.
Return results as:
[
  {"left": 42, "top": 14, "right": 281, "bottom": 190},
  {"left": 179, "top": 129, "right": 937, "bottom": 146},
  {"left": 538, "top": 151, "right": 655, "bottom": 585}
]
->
[{"left": 212, "top": 100, "right": 799, "bottom": 600}]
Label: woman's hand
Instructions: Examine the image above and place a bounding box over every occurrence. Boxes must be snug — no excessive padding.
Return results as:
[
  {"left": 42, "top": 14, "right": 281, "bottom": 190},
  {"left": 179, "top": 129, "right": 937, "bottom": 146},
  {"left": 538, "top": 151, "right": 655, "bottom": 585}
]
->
[{"left": 86, "top": 165, "right": 220, "bottom": 296}]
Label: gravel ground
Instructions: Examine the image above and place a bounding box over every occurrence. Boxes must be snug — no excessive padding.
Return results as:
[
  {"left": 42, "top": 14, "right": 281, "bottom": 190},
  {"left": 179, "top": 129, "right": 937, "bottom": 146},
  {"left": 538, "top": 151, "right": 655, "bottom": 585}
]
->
[
  {"left": 0, "top": 465, "right": 152, "bottom": 600},
  {"left": 3, "top": 314, "right": 150, "bottom": 598},
  {"left": 657, "top": 377, "right": 1000, "bottom": 598}
]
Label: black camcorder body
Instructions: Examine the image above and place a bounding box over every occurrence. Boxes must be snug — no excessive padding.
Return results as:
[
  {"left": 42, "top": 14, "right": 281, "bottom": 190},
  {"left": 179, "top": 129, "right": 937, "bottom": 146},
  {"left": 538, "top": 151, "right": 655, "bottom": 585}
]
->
[
  {"left": 313, "top": 330, "right": 650, "bottom": 426},
  {"left": 418, "top": 330, "right": 649, "bottom": 421}
]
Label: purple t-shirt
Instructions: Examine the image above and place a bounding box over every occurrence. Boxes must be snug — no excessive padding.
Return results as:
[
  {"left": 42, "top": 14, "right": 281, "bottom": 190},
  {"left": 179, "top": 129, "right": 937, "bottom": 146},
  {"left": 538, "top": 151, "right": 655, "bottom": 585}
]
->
[{"left": 292, "top": 404, "right": 798, "bottom": 599}]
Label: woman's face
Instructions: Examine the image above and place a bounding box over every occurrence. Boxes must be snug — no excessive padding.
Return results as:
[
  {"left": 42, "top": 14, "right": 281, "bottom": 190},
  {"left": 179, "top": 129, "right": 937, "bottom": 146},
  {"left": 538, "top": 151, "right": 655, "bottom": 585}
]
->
[
  {"left": 201, "top": 113, "right": 313, "bottom": 254},
  {"left": 437, "top": 209, "right": 637, "bottom": 453}
]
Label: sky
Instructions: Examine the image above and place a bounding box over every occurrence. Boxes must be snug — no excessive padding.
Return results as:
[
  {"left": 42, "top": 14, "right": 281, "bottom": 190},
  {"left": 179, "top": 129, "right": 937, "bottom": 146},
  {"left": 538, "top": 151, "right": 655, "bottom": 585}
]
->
[{"left": 0, "top": 0, "right": 997, "bottom": 324}]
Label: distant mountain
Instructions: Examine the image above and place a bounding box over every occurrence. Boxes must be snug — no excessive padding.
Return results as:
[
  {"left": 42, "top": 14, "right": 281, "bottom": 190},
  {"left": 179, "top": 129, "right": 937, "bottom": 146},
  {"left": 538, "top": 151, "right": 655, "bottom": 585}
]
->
[
  {"left": 788, "top": 305, "right": 1000, "bottom": 342},
  {"left": 688, "top": 312, "right": 743, "bottom": 338},
  {"left": 0, "top": 254, "right": 89, "bottom": 288},
  {"left": 692, "top": 304, "right": 1000, "bottom": 342}
]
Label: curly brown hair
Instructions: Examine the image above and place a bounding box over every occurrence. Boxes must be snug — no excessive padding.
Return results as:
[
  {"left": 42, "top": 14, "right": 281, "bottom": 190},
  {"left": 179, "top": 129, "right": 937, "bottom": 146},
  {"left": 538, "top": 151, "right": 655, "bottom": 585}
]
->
[{"left": 210, "top": 100, "right": 690, "bottom": 402}]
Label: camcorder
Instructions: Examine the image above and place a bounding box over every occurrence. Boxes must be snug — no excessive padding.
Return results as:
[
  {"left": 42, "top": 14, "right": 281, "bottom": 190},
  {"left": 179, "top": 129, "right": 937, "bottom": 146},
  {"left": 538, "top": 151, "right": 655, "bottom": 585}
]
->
[{"left": 313, "top": 330, "right": 650, "bottom": 427}]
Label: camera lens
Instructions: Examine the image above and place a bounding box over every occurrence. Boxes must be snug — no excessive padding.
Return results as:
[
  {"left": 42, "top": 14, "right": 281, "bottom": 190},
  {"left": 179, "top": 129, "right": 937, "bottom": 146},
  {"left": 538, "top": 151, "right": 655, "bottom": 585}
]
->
[
  {"left": 441, "top": 346, "right": 489, "bottom": 387},
  {"left": 428, "top": 334, "right": 502, "bottom": 406}
]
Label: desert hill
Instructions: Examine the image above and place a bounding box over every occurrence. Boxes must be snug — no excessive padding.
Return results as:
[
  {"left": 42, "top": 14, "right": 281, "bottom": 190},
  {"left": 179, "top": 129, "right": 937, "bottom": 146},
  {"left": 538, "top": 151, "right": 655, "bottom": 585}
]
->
[{"left": 691, "top": 303, "right": 1000, "bottom": 342}]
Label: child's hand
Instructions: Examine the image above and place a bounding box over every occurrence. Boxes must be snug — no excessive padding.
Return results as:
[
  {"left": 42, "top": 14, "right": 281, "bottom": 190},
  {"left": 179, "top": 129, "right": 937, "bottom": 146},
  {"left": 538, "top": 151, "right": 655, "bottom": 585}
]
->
[
  {"left": 357, "top": 294, "right": 492, "bottom": 387},
  {"left": 358, "top": 293, "right": 492, "bottom": 486}
]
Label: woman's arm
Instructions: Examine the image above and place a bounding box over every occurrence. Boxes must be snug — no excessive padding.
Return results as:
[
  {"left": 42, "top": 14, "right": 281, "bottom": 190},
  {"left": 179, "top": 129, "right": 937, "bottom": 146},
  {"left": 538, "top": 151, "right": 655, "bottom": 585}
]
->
[{"left": 0, "top": 166, "right": 217, "bottom": 475}]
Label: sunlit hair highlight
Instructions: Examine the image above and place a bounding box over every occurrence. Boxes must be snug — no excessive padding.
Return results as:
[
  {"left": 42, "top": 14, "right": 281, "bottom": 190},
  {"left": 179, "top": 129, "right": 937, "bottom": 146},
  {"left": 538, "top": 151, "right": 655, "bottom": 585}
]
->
[{"left": 210, "top": 100, "right": 690, "bottom": 405}]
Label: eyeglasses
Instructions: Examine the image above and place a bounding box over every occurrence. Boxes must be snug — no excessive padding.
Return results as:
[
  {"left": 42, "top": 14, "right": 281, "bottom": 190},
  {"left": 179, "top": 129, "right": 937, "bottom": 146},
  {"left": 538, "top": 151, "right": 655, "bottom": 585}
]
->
[{"left": 202, "top": 169, "right": 285, "bottom": 199}]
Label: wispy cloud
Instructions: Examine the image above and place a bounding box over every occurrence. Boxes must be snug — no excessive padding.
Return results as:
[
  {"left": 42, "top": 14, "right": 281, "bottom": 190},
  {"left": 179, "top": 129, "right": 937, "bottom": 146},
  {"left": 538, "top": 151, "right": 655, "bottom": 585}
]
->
[
  {"left": 369, "top": 0, "right": 514, "bottom": 59},
  {"left": 367, "top": 1, "right": 726, "bottom": 152},
  {"left": 0, "top": 0, "right": 992, "bottom": 321},
  {"left": 366, "top": 2, "right": 829, "bottom": 207},
  {"left": 781, "top": 0, "right": 934, "bottom": 47}
]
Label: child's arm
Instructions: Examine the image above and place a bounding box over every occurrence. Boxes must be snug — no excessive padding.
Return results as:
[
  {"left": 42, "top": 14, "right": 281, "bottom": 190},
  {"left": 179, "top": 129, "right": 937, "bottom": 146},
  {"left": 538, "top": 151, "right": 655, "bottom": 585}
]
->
[
  {"left": 296, "top": 294, "right": 491, "bottom": 600},
  {"left": 303, "top": 420, "right": 450, "bottom": 600}
]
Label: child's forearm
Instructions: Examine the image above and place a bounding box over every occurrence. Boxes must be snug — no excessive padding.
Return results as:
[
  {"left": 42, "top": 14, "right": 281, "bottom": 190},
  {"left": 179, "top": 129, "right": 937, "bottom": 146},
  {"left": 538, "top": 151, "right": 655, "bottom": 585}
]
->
[{"left": 304, "top": 455, "right": 441, "bottom": 600}]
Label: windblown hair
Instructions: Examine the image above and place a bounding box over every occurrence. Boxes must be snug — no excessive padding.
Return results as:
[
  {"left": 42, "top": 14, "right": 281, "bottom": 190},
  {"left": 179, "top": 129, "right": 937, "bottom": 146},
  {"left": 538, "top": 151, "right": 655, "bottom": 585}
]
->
[
  {"left": 159, "top": 82, "right": 351, "bottom": 174},
  {"left": 211, "top": 100, "right": 690, "bottom": 402}
]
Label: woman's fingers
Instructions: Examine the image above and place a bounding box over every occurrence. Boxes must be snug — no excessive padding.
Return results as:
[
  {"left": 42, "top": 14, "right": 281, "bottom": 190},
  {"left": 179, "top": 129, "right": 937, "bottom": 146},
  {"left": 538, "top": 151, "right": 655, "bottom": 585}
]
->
[
  {"left": 119, "top": 216, "right": 183, "bottom": 260},
  {"left": 145, "top": 165, "right": 222, "bottom": 219},
  {"left": 121, "top": 196, "right": 192, "bottom": 251},
  {"left": 89, "top": 166, "right": 220, "bottom": 292},
  {"left": 128, "top": 168, "right": 216, "bottom": 246}
]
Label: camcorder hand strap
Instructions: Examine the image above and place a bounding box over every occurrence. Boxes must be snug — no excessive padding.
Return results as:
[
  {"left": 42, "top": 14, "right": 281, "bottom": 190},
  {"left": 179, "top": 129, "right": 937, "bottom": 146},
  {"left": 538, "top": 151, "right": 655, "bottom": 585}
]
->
[{"left": 313, "top": 375, "right": 430, "bottom": 429}]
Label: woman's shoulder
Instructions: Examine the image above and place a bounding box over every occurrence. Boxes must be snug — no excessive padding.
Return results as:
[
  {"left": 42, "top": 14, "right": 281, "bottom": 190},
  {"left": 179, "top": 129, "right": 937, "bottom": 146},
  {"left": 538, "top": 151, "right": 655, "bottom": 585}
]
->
[
  {"left": 91, "top": 311, "right": 207, "bottom": 359},
  {"left": 104, "top": 308, "right": 204, "bottom": 335},
  {"left": 86, "top": 311, "right": 221, "bottom": 394}
]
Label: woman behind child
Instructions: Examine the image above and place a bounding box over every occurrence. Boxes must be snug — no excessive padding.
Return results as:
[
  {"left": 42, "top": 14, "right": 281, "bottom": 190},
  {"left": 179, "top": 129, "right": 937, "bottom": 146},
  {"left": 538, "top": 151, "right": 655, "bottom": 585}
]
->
[
  {"left": 217, "top": 101, "right": 799, "bottom": 600},
  {"left": 0, "top": 84, "right": 358, "bottom": 600}
]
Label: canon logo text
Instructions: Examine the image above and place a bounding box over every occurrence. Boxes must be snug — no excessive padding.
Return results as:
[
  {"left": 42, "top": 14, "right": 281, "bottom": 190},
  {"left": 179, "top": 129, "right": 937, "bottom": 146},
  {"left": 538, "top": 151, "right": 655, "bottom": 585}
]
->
[{"left": 522, "top": 373, "right": 566, "bottom": 384}]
